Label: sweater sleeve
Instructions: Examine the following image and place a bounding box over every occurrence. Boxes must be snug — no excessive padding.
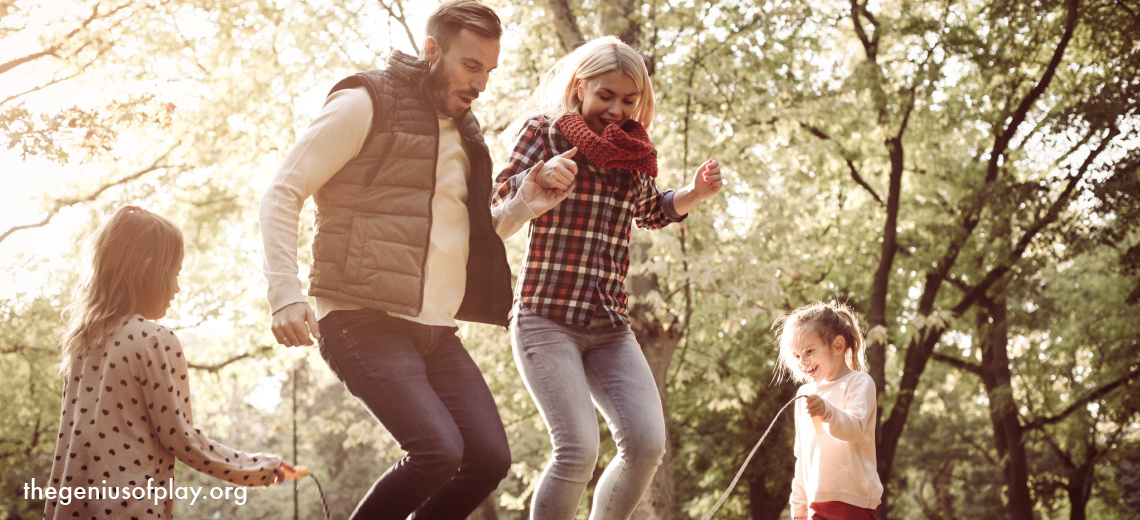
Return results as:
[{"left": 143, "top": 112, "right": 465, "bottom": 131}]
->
[
  {"left": 259, "top": 87, "right": 373, "bottom": 314},
  {"left": 821, "top": 373, "right": 877, "bottom": 443},
  {"left": 789, "top": 390, "right": 810, "bottom": 518},
  {"left": 131, "top": 326, "right": 281, "bottom": 486},
  {"left": 491, "top": 194, "right": 539, "bottom": 240},
  {"left": 490, "top": 118, "right": 546, "bottom": 239}
]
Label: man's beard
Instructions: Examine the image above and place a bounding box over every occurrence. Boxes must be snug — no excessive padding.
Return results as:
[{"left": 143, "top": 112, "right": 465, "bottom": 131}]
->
[{"left": 427, "top": 59, "right": 478, "bottom": 119}]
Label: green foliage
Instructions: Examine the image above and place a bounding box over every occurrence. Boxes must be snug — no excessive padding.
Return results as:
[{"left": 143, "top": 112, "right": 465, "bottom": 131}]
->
[{"left": 2, "top": 0, "right": 1138, "bottom": 519}]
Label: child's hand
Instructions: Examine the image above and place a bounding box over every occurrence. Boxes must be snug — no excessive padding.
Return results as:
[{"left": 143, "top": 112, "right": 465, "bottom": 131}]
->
[
  {"left": 690, "top": 158, "right": 724, "bottom": 199},
  {"left": 537, "top": 147, "right": 578, "bottom": 190},
  {"left": 274, "top": 462, "right": 306, "bottom": 483},
  {"left": 804, "top": 394, "right": 827, "bottom": 417}
]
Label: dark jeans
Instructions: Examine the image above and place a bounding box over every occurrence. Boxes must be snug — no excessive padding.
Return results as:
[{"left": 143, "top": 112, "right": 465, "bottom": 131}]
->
[{"left": 318, "top": 309, "right": 510, "bottom": 520}]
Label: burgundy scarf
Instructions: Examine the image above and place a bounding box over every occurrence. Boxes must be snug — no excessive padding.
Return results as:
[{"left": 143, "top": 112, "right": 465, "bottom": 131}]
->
[{"left": 556, "top": 115, "right": 657, "bottom": 177}]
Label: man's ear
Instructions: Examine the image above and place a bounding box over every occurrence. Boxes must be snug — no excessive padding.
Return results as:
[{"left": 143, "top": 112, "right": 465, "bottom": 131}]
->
[{"left": 423, "top": 36, "right": 442, "bottom": 63}]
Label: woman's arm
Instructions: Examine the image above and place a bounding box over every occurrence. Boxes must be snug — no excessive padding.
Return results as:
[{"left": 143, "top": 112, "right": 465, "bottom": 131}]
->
[{"left": 670, "top": 158, "right": 724, "bottom": 216}]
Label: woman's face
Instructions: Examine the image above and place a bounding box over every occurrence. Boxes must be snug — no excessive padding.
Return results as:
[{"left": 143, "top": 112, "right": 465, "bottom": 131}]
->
[{"left": 577, "top": 70, "right": 640, "bottom": 132}]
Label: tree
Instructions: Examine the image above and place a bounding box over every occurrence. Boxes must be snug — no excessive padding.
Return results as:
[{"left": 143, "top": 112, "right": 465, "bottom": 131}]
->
[{"left": 4, "top": 1, "right": 1139, "bottom": 519}]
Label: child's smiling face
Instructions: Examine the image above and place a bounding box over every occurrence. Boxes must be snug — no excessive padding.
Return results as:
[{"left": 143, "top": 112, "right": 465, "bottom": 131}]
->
[{"left": 792, "top": 332, "right": 850, "bottom": 383}]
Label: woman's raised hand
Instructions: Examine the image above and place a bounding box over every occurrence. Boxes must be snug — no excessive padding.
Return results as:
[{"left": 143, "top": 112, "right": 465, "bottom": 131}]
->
[
  {"left": 537, "top": 147, "right": 579, "bottom": 190},
  {"left": 691, "top": 158, "right": 724, "bottom": 198}
]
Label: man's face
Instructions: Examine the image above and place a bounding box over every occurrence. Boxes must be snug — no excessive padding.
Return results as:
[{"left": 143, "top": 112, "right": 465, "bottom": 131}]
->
[{"left": 425, "top": 28, "right": 500, "bottom": 119}]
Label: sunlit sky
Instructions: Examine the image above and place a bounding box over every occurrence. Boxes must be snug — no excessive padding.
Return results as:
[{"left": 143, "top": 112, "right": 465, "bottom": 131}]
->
[{"left": 1, "top": 1, "right": 436, "bottom": 300}]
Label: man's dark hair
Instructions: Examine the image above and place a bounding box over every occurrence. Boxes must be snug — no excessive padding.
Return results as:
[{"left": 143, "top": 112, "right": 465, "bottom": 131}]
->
[{"left": 426, "top": 0, "right": 502, "bottom": 51}]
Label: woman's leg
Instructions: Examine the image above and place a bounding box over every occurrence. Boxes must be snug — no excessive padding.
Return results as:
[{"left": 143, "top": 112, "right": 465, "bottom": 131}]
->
[
  {"left": 512, "top": 308, "right": 599, "bottom": 520},
  {"left": 582, "top": 323, "right": 667, "bottom": 520}
]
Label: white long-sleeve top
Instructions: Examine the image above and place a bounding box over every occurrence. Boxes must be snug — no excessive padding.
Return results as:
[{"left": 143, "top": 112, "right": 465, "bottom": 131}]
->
[
  {"left": 259, "top": 86, "right": 536, "bottom": 325},
  {"left": 790, "top": 370, "right": 883, "bottom": 518}
]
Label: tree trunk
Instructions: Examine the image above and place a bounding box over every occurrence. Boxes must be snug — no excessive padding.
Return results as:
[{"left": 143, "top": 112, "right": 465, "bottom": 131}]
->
[
  {"left": 867, "top": 4, "right": 1081, "bottom": 517},
  {"left": 869, "top": 136, "right": 905, "bottom": 520},
  {"left": 598, "top": 0, "right": 640, "bottom": 47},
  {"left": 866, "top": 137, "right": 903, "bottom": 400},
  {"left": 1067, "top": 478, "right": 1089, "bottom": 520},
  {"left": 1059, "top": 440, "right": 1098, "bottom": 520},
  {"left": 545, "top": 0, "right": 585, "bottom": 53},
  {"left": 467, "top": 497, "right": 499, "bottom": 520},
  {"left": 979, "top": 294, "right": 1033, "bottom": 520}
]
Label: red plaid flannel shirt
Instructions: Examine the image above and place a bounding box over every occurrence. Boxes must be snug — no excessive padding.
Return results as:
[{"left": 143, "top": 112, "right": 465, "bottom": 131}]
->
[{"left": 493, "top": 116, "right": 686, "bottom": 326}]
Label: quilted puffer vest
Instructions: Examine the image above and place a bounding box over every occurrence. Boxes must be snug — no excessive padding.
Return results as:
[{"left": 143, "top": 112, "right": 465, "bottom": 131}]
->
[{"left": 308, "top": 51, "right": 512, "bottom": 326}]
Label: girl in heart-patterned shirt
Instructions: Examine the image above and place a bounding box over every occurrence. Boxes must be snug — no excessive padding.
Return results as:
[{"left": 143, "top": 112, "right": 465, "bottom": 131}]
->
[{"left": 46, "top": 206, "right": 293, "bottom": 519}]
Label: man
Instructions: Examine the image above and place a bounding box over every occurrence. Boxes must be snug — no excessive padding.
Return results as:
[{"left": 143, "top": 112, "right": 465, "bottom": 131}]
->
[{"left": 259, "top": 2, "right": 568, "bottom": 518}]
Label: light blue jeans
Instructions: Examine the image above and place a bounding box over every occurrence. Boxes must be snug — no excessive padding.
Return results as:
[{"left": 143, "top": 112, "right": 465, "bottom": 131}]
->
[{"left": 511, "top": 307, "right": 666, "bottom": 520}]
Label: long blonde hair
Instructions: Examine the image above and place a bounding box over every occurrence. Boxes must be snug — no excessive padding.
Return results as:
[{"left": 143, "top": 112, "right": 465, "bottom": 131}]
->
[
  {"left": 60, "top": 206, "right": 184, "bottom": 375},
  {"left": 773, "top": 301, "right": 867, "bottom": 384},
  {"left": 512, "top": 36, "right": 656, "bottom": 134}
]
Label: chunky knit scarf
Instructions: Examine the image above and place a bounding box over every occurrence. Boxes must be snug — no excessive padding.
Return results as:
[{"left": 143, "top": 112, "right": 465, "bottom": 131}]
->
[{"left": 556, "top": 115, "right": 657, "bottom": 177}]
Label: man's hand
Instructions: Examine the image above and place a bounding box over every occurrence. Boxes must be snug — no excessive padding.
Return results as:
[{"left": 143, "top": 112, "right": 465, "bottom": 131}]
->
[
  {"left": 519, "top": 147, "right": 577, "bottom": 216},
  {"left": 271, "top": 302, "right": 321, "bottom": 347}
]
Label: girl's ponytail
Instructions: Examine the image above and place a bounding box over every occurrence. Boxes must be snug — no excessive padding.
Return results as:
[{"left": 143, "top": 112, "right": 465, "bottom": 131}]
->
[{"left": 831, "top": 303, "right": 867, "bottom": 373}]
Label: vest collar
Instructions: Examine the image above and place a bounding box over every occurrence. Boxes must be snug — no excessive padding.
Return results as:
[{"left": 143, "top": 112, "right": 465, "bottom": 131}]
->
[
  {"left": 387, "top": 50, "right": 430, "bottom": 85},
  {"left": 386, "top": 50, "right": 484, "bottom": 145}
]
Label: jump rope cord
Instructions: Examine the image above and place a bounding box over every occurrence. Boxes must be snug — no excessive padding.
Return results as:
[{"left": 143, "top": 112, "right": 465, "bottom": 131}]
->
[
  {"left": 699, "top": 394, "right": 807, "bottom": 520},
  {"left": 300, "top": 395, "right": 805, "bottom": 520},
  {"left": 308, "top": 473, "right": 332, "bottom": 520}
]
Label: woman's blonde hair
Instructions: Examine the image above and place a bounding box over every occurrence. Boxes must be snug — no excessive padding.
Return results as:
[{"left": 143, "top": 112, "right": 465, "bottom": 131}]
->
[
  {"left": 513, "top": 36, "right": 655, "bottom": 133},
  {"left": 773, "top": 301, "right": 867, "bottom": 384},
  {"left": 60, "top": 206, "right": 184, "bottom": 375}
]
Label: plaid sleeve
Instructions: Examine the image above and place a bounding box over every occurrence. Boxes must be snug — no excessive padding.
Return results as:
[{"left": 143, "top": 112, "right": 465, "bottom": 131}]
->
[
  {"left": 632, "top": 175, "right": 687, "bottom": 230},
  {"left": 493, "top": 118, "right": 548, "bottom": 208}
]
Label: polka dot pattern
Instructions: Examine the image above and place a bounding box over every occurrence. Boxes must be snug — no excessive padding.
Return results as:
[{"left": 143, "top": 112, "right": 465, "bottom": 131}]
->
[{"left": 45, "top": 316, "right": 281, "bottom": 519}]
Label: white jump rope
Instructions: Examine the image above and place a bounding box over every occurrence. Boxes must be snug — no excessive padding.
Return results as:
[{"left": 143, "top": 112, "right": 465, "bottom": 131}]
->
[
  {"left": 700, "top": 394, "right": 821, "bottom": 520},
  {"left": 289, "top": 395, "right": 820, "bottom": 520}
]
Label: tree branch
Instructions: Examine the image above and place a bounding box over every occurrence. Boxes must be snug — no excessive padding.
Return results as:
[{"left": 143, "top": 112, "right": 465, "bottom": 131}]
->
[
  {"left": 0, "top": 153, "right": 178, "bottom": 244},
  {"left": 932, "top": 351, "right": 981, "bottom": 375},
  {"left": 849, "top": 0, "right": 881, "bottom": 61},
  {"left": 1023, "top": 365, "right": 1140, "bottom": 431},
  {"left": 985, "top": 0, "right": 1079, "bottom": 184},
  {"left": 186, "top": 346, "right": 274, "bottom": 372},
  {"left": 0, "top": 72, "right": 80, "bottom": 106},
  {"left": 0, "top": 0, "right": 117, "bottom": 75},
  {"left": 801, "top": 123, "right": 884, "bottom": 206},
  {"left": 547, "top": 0, "right": 586, "bottom": 53},
  {"left": 953, "top": 126, "right": 1115, "bottom": 315},
  {"left": 376, "top": 0, "right": 420, "bottom": 56}
]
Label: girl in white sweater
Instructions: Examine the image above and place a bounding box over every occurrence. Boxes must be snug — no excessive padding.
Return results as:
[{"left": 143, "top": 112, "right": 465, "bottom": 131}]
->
[{"left": 776, "top": 301, "right": 883, "bottom": 520}]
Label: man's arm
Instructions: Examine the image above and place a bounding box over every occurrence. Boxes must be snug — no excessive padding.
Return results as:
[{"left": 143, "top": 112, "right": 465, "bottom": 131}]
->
[{"left": 259, "top": 86, "right": 372, "bottom": 345}]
